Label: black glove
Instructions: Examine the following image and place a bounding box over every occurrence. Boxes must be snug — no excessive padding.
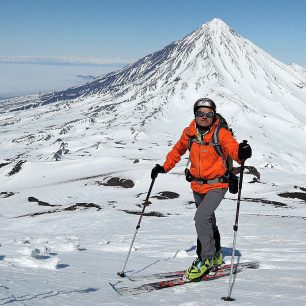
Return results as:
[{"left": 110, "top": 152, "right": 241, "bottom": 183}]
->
[
  {"left": 238, "top": 141, "right": 252, "bottom": 160},
  {"left": 151, "top": 164, "right": 165, "bottom": 179}
]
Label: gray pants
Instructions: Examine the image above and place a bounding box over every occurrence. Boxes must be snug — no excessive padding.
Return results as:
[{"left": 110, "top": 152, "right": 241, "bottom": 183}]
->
[{"left": 193, "top": 188, "right": 227, "bottom": 261}]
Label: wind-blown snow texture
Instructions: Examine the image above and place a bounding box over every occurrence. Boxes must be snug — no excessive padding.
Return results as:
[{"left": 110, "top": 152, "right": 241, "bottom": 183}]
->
[{"left": 0, "top": 18, "right": 305, "bottom": 305}]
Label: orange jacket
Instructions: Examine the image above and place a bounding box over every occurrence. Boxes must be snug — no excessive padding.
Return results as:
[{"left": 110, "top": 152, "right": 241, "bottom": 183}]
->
[{"left": 163, "top": 119, "right": 240, "bottom": 194}]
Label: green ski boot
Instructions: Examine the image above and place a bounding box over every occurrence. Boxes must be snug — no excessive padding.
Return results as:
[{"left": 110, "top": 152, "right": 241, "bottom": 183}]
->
[
  {"left": 213, "top": 251, "right": 223, "bottom": 267},
  {"left": 185, "top": 257, "right": 214, "bottom": 280}
]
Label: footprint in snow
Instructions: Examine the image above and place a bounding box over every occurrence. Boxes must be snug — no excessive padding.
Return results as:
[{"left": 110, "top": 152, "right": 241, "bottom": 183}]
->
[{"left": 5, "top": 246, "right": 60, "bottom": 270}]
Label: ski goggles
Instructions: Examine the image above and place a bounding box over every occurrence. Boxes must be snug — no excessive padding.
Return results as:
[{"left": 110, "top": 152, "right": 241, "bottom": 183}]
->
[{"left": 195, "top": 110, "right": 214, "bottom": 118}]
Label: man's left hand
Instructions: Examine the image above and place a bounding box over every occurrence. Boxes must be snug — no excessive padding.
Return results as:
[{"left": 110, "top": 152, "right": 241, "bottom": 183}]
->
[{"left": 238, "top": 142, "right": 252, "bottom": 160}]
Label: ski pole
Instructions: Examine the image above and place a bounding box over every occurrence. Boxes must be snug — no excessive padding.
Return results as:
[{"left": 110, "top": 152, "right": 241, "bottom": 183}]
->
[
  {"left": 222, "top": 144, "right": 247, "bottom": 302},
  {"left": 117, "top": 177, "right": 156, "bottom": 277}
]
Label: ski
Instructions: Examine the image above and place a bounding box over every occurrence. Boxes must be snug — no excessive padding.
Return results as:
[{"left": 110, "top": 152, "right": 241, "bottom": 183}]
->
[
  {"left": 112, "top": 261, "right": 259, "bottom": 295},
  {"left": 126, "top": 261, "right": 258, "bottom": 281},
  {"left": 127, "top": 269, "right": 185, "bottom": 281}
]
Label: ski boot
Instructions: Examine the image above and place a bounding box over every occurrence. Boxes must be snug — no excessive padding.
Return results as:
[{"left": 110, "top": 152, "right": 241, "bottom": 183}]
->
[
  {"left": 213, "top": 251, "right": 223, "bottom": 266},
  {"left": 211, "top": 251, "right": 223, "bottom": 271},
  {"left": 185, "top": 257, "right": 214, "bottom": 280}
]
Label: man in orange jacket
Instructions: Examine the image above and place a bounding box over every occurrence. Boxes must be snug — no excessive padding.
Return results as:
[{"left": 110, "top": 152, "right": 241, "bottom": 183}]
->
[{"left": 151, "top": 98, "right": 252, "bottom": 280}]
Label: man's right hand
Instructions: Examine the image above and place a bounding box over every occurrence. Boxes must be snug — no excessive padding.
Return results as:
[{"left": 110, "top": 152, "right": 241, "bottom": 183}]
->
[{"left": 151, "top": 164, "right": 165, "bottom": 179}]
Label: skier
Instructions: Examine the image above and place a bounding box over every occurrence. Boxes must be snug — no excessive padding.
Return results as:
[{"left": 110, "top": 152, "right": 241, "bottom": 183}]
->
[{"left": 151, "top": 98, "right": 252, "bottom": 280}]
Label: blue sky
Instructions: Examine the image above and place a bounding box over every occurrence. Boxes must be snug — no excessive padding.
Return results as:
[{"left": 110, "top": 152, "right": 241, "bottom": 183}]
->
[{"left": 1, "top": 0, "right": 306, "bottom": 66}]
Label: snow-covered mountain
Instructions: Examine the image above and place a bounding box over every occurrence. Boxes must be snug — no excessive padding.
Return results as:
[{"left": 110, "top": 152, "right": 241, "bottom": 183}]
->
[
  {"left": 1, "top": 18, "right": 305, "bottom": 174},
  {"left": 0, "top": 19, "right": 306, "bottom": 305},
  {"left": 289, "top": 63, "right": 306, "bottom": 79}
]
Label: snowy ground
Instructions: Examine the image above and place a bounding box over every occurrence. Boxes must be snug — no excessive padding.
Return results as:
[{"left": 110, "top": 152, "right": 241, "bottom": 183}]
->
[{"left": 0, "top": 153, "right": 306, "bottom": 305}]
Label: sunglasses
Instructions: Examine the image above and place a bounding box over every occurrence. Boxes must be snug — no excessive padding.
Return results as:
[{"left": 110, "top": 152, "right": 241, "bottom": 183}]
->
[{"left": 195, "top": 110, "right": 214, "bottom": 118}]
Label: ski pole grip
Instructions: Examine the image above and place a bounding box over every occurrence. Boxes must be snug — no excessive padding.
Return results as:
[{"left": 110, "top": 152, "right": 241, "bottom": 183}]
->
[{"left": 240, "top": 140, "right": 248, "bottom": 163}]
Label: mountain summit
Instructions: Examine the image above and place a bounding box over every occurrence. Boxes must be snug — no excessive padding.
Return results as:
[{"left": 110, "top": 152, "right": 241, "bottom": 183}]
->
[{"left": 0, "top": 19, "right": 306, "bottom": 175}]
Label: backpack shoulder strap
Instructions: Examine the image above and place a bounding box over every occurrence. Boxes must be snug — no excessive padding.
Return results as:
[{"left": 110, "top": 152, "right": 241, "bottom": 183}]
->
[
  {"left": 188, "top": 136, "right": 196, "bottom": 151},
  {"left": 212, "top": 125, "right": 224, "bottom": 159}
]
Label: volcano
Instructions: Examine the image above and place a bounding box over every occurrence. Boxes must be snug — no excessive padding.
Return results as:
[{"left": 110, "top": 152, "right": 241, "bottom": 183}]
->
[{"left": 0, "top": 18, "right": 305, "bottom": 175}]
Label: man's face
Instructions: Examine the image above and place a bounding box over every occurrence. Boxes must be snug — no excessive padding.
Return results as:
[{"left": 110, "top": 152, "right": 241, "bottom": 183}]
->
[{"left": 195, "top": 107, "right": 214, "bottom": 128}]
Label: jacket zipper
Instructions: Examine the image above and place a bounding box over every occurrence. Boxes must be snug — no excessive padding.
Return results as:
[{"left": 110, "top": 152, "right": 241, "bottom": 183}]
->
[{"left": 198, "top": 143, "right": 201, "bottom": 178}]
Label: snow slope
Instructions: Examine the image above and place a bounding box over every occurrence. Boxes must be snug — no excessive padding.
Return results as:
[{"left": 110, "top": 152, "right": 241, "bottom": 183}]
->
[{"left": 0, "top": 18, "right": 306, "bottom": 305}]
